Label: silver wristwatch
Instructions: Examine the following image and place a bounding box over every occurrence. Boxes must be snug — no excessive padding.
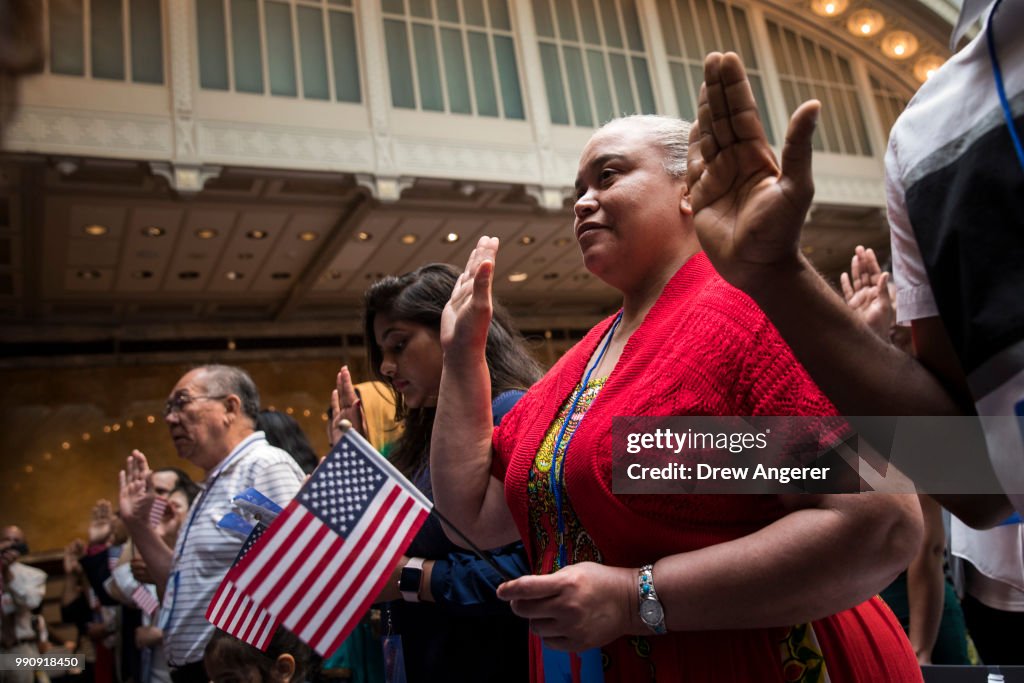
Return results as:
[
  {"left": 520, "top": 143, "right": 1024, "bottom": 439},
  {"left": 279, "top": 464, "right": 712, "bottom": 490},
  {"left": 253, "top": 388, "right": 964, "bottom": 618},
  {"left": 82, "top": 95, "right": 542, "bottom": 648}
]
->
[{"left": 638, "top": 564, "right": 667, "bottom": 634}]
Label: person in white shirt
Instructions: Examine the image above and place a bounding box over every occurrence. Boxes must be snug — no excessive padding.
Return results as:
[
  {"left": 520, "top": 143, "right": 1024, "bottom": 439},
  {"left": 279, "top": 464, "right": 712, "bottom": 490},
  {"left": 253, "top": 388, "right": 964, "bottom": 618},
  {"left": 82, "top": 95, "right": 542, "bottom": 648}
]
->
[
  {"left": 1, "top": 525, "right": 47, "bottom": 683},
  {"left": 119, "top": 365, "right": 304, "bottom": 683}
]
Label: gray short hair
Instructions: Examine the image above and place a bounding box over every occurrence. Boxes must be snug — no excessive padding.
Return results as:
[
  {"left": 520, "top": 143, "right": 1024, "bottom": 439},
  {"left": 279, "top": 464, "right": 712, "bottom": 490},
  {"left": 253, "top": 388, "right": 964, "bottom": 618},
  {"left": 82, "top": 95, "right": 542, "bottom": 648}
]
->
[
  {"left": 195, "top": 364, "right": 260, "bottom": 425},
  {"left": 599, "top": 114, "right": 692, "bottom": 179}
]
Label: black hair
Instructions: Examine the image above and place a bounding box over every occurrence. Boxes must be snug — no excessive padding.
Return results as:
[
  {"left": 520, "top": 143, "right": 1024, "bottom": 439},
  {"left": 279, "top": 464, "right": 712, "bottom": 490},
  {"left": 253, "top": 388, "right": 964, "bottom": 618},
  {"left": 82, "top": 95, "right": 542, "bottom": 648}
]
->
[
  {"left": 204, "top": 628, "right": 320, "bottom": 683},
  {"left": 258, "top": 410, "right": 320, "bottom": 475},
  {"left": 363, "top": 263, "right": 542, "bottom": 478},
  {"left": 154, "top": 467, "right": 201, "bottom": 503}
]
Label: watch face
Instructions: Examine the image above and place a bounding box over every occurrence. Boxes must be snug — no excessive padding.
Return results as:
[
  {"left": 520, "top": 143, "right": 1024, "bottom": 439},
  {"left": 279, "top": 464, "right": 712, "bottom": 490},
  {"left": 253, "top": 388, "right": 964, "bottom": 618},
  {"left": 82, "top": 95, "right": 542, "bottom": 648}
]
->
[
  {"left": 640, "top": 599, "right": 664, "bottom": 625},
  {"left": 399, "top": 567, "right": 422, "bottom": 593}
]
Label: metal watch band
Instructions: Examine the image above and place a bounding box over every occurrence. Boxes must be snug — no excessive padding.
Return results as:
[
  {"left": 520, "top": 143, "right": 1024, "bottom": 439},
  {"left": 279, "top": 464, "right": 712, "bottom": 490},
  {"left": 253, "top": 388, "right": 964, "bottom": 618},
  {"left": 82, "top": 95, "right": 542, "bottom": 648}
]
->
[{"left": 638, "top": 563, "right": 667, "bottom": 635}]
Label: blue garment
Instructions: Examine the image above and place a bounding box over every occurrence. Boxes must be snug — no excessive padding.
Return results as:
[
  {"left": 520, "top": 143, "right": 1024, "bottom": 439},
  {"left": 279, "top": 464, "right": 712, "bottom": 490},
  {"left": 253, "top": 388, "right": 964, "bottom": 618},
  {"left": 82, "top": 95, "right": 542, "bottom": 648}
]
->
[{"left": 384, "top": 392, "right": 530, "bottom": 682}]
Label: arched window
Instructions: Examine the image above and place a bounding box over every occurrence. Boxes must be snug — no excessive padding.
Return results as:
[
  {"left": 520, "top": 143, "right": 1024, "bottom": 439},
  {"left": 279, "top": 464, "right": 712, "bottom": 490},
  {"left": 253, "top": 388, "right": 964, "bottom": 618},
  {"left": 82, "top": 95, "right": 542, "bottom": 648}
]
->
[
  {"left": 870, "top": 71, "right": 911, "bottom": 136},
  {"left": 533, "top": 0, "right": 657, "bottom": 126},
  {"left": 382, "top": 0, "right": 525, "bottom": 118}
]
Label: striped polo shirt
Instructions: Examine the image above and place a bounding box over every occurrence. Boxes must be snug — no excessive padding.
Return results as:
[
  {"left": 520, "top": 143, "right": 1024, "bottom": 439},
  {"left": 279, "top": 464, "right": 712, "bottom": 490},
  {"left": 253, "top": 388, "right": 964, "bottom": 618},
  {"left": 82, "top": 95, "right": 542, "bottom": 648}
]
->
[{"left": 162, "top": 431, "right": 304, "bottom": 666}]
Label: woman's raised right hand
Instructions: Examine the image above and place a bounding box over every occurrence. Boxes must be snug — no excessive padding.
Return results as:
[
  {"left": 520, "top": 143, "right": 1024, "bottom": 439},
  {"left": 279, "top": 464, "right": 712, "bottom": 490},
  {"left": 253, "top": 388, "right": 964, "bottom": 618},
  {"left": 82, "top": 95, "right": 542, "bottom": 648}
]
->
[{"left": 441, "top": 236, "right": 498, "bottom": 355}]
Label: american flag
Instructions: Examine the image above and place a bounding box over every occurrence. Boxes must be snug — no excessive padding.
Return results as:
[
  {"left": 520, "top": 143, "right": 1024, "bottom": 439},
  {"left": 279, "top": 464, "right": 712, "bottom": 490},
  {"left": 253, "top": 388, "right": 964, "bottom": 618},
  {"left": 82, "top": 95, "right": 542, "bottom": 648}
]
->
[
  {"left": 206, "top": 523, "right": 280, "bottom": 651},
  {"left": 132, "top": 585, "right": 161, "bottom": 616},
  {"left": 148, "top": 497, "right": 168, "bottom": 528},
  {"left": 212, "top": 430, "right": 432, "bottom": 656}
]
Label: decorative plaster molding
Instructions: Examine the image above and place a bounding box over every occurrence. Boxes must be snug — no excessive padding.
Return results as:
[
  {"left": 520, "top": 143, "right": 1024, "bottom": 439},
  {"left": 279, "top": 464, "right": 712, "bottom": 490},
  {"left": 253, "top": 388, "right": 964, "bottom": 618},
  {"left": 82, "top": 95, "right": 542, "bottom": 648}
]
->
[
  {"left": 5, "top": 107, "right": 173, "bottom": 156},
  {"left": 196, "top": 122, "right": 375, "bottom": 168},
  {"left": 814, "top": 173, "right": 885, "bottom": 206},
  {"left": 149, "top": 162, "right": 222, "bottom": 195},
  {"left": 525, "top": 185, "right": 572, "bottom": 212},
  {"left": 355, "top": 174, "right": 416, "bottom": 202},
  {"left": 393, "top": 139, "right": 541, "bottom": 181}
]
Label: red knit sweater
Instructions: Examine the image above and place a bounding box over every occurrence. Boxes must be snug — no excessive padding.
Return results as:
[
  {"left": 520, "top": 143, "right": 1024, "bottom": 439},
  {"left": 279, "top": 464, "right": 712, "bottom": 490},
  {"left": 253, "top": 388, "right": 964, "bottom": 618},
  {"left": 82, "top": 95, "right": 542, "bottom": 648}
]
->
[{"left": 492, "top": 253, "right": 921, "bottom": 682}]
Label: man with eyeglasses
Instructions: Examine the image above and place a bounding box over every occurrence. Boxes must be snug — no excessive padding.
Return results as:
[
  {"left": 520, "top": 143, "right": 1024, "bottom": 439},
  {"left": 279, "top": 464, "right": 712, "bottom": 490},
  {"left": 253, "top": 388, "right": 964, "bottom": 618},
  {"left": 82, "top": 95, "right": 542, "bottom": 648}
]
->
[{"left": 119, "top": 365, "right": 304, "bottom": 683}]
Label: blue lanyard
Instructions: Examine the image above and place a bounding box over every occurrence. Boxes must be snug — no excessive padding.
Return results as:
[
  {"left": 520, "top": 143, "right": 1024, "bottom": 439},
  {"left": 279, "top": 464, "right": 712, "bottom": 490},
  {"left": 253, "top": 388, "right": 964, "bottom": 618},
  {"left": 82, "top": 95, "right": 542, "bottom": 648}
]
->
[
  {"left": 986, "top": 0, "right": 1024, "bottom": 173},
  {"left": 550, "top": 311, "right": 622, "bottom": 569}
]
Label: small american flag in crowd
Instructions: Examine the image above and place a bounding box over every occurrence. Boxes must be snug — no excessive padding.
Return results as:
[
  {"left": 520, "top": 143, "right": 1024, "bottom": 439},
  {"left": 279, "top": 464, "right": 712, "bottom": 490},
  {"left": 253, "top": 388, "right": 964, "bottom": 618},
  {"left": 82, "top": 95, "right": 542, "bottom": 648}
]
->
[
  {"left": 206, "top": 523, "right": 279, "bottom": 651},
  {"left": 149, "top": 497, "right": 168, "bottom": 528},
  {"left": 132, "top": 585, "right": 160, "bottom": 616},
  {"left": 107, "top": 546, "right": 122, "bottom": 572},
  {"left": 209, "top": 430, "right": 432, "bottom": 656}
]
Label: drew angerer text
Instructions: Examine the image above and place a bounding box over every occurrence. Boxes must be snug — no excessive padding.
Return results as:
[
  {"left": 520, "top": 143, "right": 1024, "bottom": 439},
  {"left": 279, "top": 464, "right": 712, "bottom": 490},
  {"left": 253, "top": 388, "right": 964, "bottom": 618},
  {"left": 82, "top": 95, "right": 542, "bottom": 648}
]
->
[{"left": 626, "top": 462, "right": 831, "bottom": 484}]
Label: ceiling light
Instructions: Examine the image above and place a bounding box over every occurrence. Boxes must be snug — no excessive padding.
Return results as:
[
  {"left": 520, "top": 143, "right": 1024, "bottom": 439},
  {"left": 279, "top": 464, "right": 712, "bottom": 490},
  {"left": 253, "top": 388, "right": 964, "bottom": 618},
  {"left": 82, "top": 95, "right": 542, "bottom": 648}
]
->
[
  {"left": 271, "top": 272, "right": 291, "bottom": 280},
  {"left": 553, "top": 237, "right": 571, "bottom": 247},
  {"left": 913, "top": 55, "right": 945, "bottom": 83},
  {"left": 142, "top": 226, "right": 165, "bottom": 237},
  {"left": 519, "top": 235, "right": 536, "bottom": 245},
  {"left": 543, "top": 272, "right": 559, "bottom": 280},
  {"left": 328, "top": 270, "right": 344, "bottom": 280},
  {"left": 237, "top": 252, "right": 254, "bottom": 261},
  {"left": 83, "top": 224, "right": 108, "bottom": 236},
  {"left": 881, "top": 30, "right": 918, "bottom": 59},
  {"left": 508, "top": 272, "right": 529, "bottom": 282},
  {"left": 811, "top": 0, "right": 847, "bottom": 17},
  {"left": 400, "top": 233, "right": 418, "bottom": 245},
  {"left": 225, "top": 271, "right": 244, "bottom": 280},
  {"left": 356, "top": 231, "right": 372, "bottom": 241},
  {"left": 246, "top": 230, "right": 268, "bottom": 240},
  {"left": 76, "top": 270, "right": 101, "bottom": 280},
  {"left": 847, "top": 9, "right": 884, "bottom": 37},
  {"left": 443, "top": 232, "right": 460, "bottom": 243},
  {"left": 131, "top": 270, "right": 153, "bottom": 279},
  {"left": 196, "top": 228, "right": 218, "bottom": 239},
  {"left": 178, "top": 271, "right": 200, "bottom": 280},
  {"left": 298, "top": 231, "right": 318, "bottom": 241}
]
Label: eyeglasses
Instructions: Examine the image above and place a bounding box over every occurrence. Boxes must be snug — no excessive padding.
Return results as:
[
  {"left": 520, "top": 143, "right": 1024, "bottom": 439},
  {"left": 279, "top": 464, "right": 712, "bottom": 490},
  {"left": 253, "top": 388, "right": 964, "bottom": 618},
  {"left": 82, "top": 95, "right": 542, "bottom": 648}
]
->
[{"left": 163, "top": 394, "right": 228, "bottom": 418}]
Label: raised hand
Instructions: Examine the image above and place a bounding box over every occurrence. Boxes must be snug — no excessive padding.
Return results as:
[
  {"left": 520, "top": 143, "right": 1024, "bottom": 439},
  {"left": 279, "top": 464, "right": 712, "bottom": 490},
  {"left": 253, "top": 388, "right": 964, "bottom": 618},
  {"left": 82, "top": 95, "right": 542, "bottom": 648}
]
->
[
  {"left": 496, "top": 562, "right": 636, "bottom": 652},
  {"left": 441, "top": 236, "right": 498, "bottom": 355},
  {"left": 688, "top": 51, "right": 820, "bottom": 292},
  {"left": 63, "top": 539, "right": 85, "bottom": 575},
  {"left": 329, "top": 365, "right": 364, "bottom": 446},
  {"left": 88, "top": 499, "right": 114, "bottom": 544},
  {"left": 118, "top": 450, "right": 155, "bottom": 531},
  {"left": 840, "top": 246, "right": 893, "bottom": 340}
]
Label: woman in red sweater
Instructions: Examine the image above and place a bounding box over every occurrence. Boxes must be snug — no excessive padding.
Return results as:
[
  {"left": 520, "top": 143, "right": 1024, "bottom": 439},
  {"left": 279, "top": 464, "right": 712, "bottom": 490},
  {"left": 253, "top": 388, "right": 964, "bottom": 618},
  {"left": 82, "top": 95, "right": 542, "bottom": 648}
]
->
[{"left": 429, "top": 114, "right": 924, "bottom": 682}]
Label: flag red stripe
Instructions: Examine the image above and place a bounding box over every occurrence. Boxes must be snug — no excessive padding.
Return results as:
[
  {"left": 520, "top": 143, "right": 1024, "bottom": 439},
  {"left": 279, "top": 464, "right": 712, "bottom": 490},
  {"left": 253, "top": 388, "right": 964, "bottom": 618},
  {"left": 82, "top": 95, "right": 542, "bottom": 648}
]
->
[
  {"left": 226, "top": 499, "right": 302, "bottom": 583},
  {"left": 267, "top": 529, "right": 345, "bottom": 618},
  {"left": 288, "top": 485, "right": 404, "bottom": 636},
  {"left": 304, "top": 493, "right": 415, "bottom": 649},
  {"left": 254, "top": 519, "right": 332, "bottom": 609},
  {"left": 320, "top": 505, "right": 428, "bottom": 656}
]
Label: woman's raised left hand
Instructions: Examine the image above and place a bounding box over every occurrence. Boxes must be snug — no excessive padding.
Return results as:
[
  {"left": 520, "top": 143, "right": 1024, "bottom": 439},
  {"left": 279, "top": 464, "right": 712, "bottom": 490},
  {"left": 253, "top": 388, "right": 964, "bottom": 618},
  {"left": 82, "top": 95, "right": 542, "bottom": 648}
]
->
[
  {"left": 497, "top": 562, "right": 638, "bottom": 652},
  {"left": 441, "top": 236, "right": 498, "bottom": 356}
]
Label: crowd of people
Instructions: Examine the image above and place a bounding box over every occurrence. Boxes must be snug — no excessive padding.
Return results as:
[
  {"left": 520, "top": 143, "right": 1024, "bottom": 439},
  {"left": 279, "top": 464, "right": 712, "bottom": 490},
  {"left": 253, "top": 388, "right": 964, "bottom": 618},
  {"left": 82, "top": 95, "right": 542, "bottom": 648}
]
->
[{"left": 3, "top": 0, "right": 1023, "bottom": 681}]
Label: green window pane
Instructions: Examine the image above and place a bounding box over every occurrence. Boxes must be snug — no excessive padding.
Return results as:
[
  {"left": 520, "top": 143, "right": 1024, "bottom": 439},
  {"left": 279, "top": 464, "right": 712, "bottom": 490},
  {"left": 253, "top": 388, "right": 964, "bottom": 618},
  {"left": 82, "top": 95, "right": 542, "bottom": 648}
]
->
[
  {"left": 562, "top": 46, "right": 592, "bottom": 127},
  {"left": 732, "top": 7, "right": 757, "bottom": 69},
  {"left": 532, "top": 0, "right": 554, "bottom": 37},
  {"left": 779, "top": 79, "right": 798, "bottom": 114},
  {"left": 599, "top": 0, "right": 622, "bottom": 48},
  {"left": 91, "top": 0, "right": 125, "bottom": 80},
  {"left": 816, "top": 86, "right": 841, "bottom": 151},
  {"left": 265, "top": 1, "right": 297, "bottom": 96},
  {"left": 438, "top": 0, "right": 460, "bottom": 22},
  {"left": 384, "top": 19, "right": 416, "bottom": 107},
  {"left": 822, "top": 53, "right": 840, "bottom": 83},
  {"left": 468, "top": 31, "right": 498, "bottom": 116},
  {"left": 632, "top": 57, "right": 655, "bottom": 113},
  {"left": 838, "top": 57, "right": 855, "bottom": 85},
  {"left": 196, "top": 0, "right": 227, "bottom": 89},
  {"left": 693, "top": 1, "right": 714, "bottom": 47},
  {"left": 829, "top": 86, "right": 856, "bottom": 154},
  {"left": 803, "top": 38, "right": 823, "bottom": 81},
  {"left": 489, "top": 0, "right": 511, "bottom": 30},
  {"left": 441, "top": 28, "right": 471, "bottom": 113},
  {"left": 130, "top": 0, "right": 163, "bottom": 83},
  {"left": 578, "top": 0, "right": 601, "bottom": 44},
  {"left": 784, "top": 29, "right": 803, "bottom": 78},
  {"left": 328, "top": 0, "right": 352, "bottom": 5},
  {"left": 539, "top": 42, "right": 568, "bottom": 124},
  {"left": 713, "top": 0, "right": 734, "bottom": 52},
  {"left": 554, "top": 1, "right": 578, "bottom": 41},
  {"left": 383, "top": 0, "right": 405, "bottom": 14},
  {"left": 464, "top": 0, "right": 486, "bottom": 26},
  {"left": 586, "top": 50, "right": 613, "bottom": 124},
  {"left": 329, "top": 10, "right": 361, "bottom": 102},
  {"left": 843, "top": 89, "right": 872, "bottom": 156},
  {"left": 409, "top": 0, "right": 432, "bottom": 19},
  {"left": 494, "top": 35, "right": 524, "bottom": 119},
  {"left": 231, "top": 0, "right": 264, "bottom": 93},
  {"left": 297, "top": 6, "right": 328, "bottom": 99},
  {"left": 413, "top": 24, "right": 443, "bottom": 111},
  {"left": 670, "top": 62, "right": 694, "bottom": 120},
  {"left": 621, "top": 0, "right": 644, "bottom": 50},
  {"left": 679, "top": 1, "right": 702, "bottom": 60},
  {"left": 657, "top": 0, "right": 680, "bottom": 57},
  {"left": 609, "top": 53, "right": 634, "bottom": 114},
  {"left": 50, "top": 0, "right": 84, "bottom": 76},
  {"left": 749, "top": 75, "right": 774, "bottom": 145}
]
